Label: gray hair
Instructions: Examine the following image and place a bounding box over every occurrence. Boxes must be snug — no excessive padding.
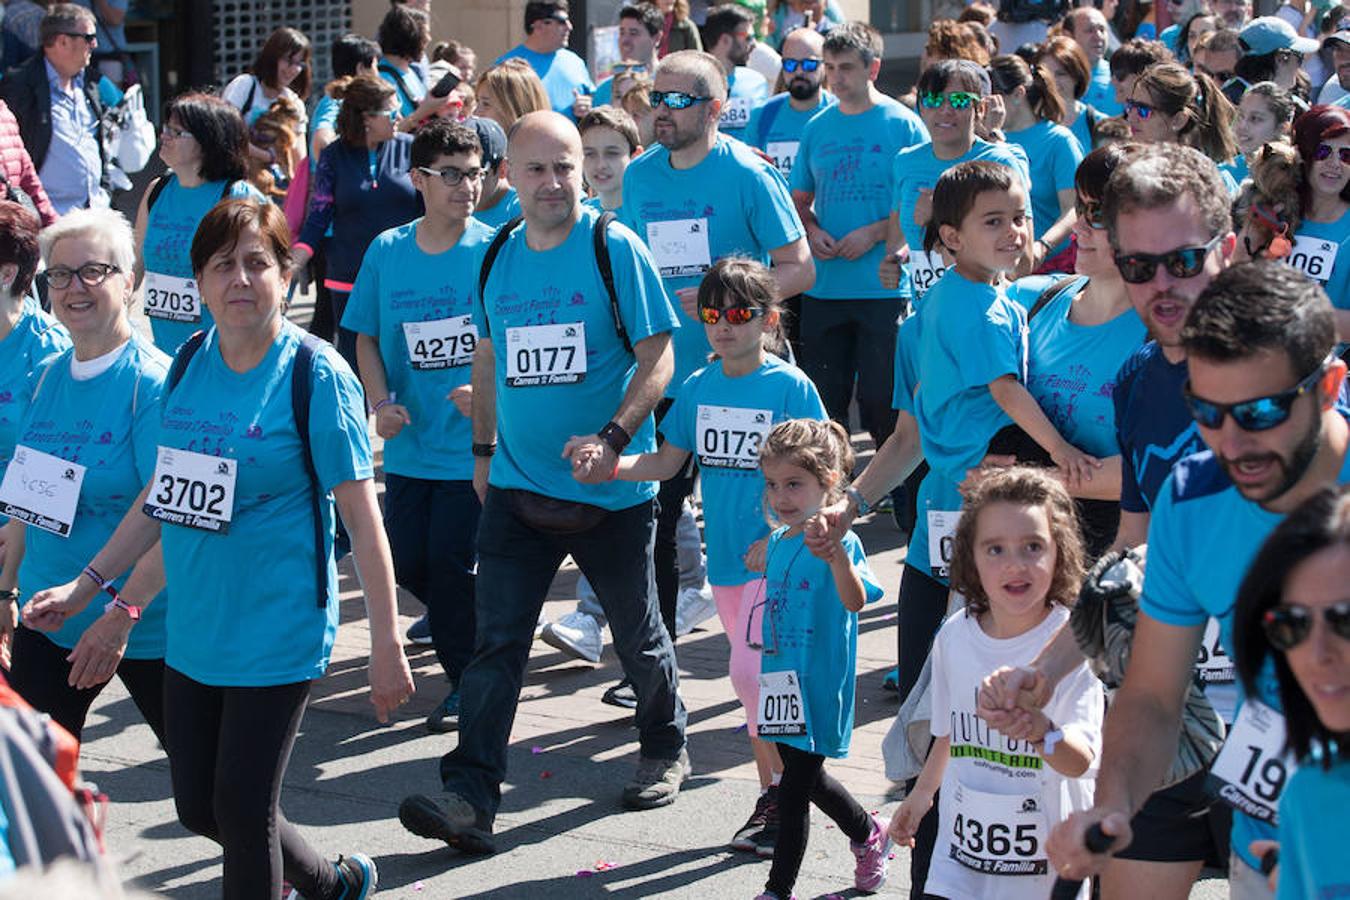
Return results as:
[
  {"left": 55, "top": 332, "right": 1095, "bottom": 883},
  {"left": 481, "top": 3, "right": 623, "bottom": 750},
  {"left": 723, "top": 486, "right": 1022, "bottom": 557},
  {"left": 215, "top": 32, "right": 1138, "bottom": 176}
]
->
[
  {"left": 39, "top": 208, "right": 137, "bottom": 277},
  {"left": 656, "top": 50, "right": 728, "bottom": 101}
]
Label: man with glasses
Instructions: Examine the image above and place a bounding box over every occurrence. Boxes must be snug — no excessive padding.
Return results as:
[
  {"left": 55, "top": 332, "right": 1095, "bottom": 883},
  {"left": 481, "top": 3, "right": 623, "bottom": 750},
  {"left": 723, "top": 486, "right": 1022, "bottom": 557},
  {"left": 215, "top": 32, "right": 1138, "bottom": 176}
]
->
[
  {"left": 495, "top": 0, "right": 595, "bottom": 122},
  {"left": 0, "top": 3, "right": 115, "bottom": 214},
  {"left": 701, "top": 4, "right": 769, "bottom": 136},
  {"left": 791, "top": 22, "right": 926, "bottom": 477},
  {"left": 744, "top": 26, "right": 833, "bottom": 179},
  {"left": 594, "top": 4, "right": 662, "bottom": 109},
  {"left": 341, "top": 120, "right": 493, "bottom": 737}
]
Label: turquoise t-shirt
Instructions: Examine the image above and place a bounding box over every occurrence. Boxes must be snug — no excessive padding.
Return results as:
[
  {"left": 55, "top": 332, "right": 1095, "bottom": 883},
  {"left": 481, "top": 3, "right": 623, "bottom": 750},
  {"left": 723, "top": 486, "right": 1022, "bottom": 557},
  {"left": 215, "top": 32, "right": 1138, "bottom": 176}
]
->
[
  {"left": 473, "top": 208, "right": 679, "bottom": 509},
  {"left": 1084, "top": 57, "right": 1121, "bottom": 116},
  {"left": 16, "top": 336, "right": 169, "bottom": 659},
  {"left": 622, "top": 135, "right": 804, "bottom": 391},
  {"left": 1220, "top": 154, "right": 1249, "bottom": 187},
  {"left": 1003, "top": 119, "right": 1084, "bottom": 251},
  {"left": 0, "top": 297, "right": 70, "bottom": 474},
  {"left": 744, "top": 91, "right": 835, "bottom": 178},
  {"left": 1159, "top": 22, "right": 1181, "bottom": 54},
  {"left": 720, "top": 67, "right": 770, "bottom": 135},
  {"left": 379, "top": 60, "right": 427, "bottom": 117},
  {"left": 495, "top": 45, "right": 594, "bottom": 120},
  {"left": 1290, "top": 207, "right": 1350, "bottom": 310},
  {"left": 758, "top": 527, "right": 883, "bottom": 757},
  {"left": 311, "top": 94, "right": 341, "bottom": 136},
  {"left": 892, "top": 139, "right": 1030, "bottom": 299},
  {"left": 342, "top": 217, "right": 495, "bottom": 481},
  {"left": 1070, "top": 100, "right": 1104, "bottom": 155},
  {"left": 1276, "top": 751, "right": 1350, "bottom": 899},
  {"left": 1008, "top": 275, "right": 1147, "bottom": 457},
  {"left": 157, "top": 322, "right": 373, "bottom": 686},
  {"left": 140, "top": 173, "right": 264, "bottom": 355},
  {"left": 476, "top": 189, "right": 521, "bottom": 230},
  {"left": 790, "top": 97, "right": 928, "bottom": 300},
  {"left": 1141, "top": 440, "right": 1350, "bottom": 870},
  {"left": 664, "top": 354, "right": 827, "bottom": 586}
]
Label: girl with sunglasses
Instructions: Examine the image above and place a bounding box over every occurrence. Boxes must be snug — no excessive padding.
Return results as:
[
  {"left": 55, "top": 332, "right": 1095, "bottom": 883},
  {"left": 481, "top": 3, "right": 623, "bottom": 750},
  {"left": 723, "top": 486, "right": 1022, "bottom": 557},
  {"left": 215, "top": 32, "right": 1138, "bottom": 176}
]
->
[
  {"left": 1124, "top": 63, "right": 1240, "bottom": 190},
  {"left": 988, "top": 55, "right": 1085, "bottom": 274},
  {"left": 1291, "top": 105, "right": 1350, "bottom": 343},
  {"left": 1233, "top": 484, "right": 1350, "bottom": 898},
  {"left": 603, "top": 257, "right": 826, "bottom": 857},
  {"left": 884, "top": 59, "right": 1029, "bottom": 302}
]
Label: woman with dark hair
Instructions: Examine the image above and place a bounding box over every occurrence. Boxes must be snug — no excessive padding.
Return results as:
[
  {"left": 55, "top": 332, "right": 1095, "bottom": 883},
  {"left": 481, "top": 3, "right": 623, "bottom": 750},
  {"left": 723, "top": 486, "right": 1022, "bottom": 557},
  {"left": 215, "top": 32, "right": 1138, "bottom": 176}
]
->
[
  {"left": 1037, "top": 35, "right": 1109, "bottom": 153},
  {"left": 21, "top": 199, "right": 413, "bottom": 900},
  {"left": 1233, "top": 484, "right": 1350, "bottom": 898},
  {"left": 1178, "top": 11, "right": 1219, "bottom": 65},
  {"left": 133, "top": 93, "right": 264, "bottom": 356},
  {"left": 1159, "top": 0, "right": 1210, "bottom": 59},
  {"left": 1291, "top": 104, "right": 1350, "bottom": 341},
  {"left": 294, "top": 75, "right": 420, "bottom": 369},
  {"left": 378, "top": 5, "right": 432, "bottom": 117},
  {"left": 222, "top": 26, "right": 313, "bottom": 127},
  {"left": 311, "top": 34, "right": 381, "bottom": 162}
]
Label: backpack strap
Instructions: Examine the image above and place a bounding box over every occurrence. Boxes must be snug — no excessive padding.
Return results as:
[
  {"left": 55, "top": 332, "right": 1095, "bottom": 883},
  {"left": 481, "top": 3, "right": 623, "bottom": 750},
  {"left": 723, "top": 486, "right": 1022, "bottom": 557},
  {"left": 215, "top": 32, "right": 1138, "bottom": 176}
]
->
[
  {"left": 144, "top": 174, "right": 171, "bottom": 214},
  {"left": 592, "top": 210, "right": 631, "bottom": 354},
  {"left": 1084, "top": 104, "right": 1100, "bottom": 151},
  {"left": 378, "top": 62, "right": 416, "bottom": 112},
  {"left": 290, "top": 333, "right": 328, "bottom": 609},
  {"left": 166, "top": 329, "right": 208, "bottom": 392},
  {"left": 475, "top": 215, "right": 525, "bottom": 342},
  {"left": 242, "top": 76, "right": 259, "bottom": 115},
  {"left": 1028, "top": 274, "right": 1085, "bottom": 323}
]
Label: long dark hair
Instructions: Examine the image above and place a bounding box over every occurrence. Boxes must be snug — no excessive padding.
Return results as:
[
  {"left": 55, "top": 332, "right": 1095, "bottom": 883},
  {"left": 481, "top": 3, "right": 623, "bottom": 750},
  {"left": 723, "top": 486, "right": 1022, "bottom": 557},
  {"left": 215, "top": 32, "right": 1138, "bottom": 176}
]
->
[
  {"left": 1235, "top": 485, "right": 1350, "bottom": 766},
  {"left": 163, "top": 92, "right": 249, "bottom": 183},
  {"left": 253, "top": 27, "right": 312, "bottom": 99}
]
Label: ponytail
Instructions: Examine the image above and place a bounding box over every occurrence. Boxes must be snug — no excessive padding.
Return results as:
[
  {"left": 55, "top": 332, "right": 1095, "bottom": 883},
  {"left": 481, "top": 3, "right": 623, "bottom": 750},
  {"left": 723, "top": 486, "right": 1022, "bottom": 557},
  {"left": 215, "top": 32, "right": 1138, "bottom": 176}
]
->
[
  {"left": 1028, "top": 62, "right": 1067, "bottom": 125},
  {"left": 1190, "top": 71, "right": 1238, "bottom": 163}
]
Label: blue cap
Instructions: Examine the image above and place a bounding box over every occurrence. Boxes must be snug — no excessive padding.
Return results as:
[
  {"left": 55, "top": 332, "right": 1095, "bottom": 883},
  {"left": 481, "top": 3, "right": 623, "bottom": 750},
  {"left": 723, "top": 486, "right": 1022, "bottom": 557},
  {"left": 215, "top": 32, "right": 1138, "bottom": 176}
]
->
[
  {"left": 1239, "top": 16, "right": 1319, "bottom": 55},
  {"left": 466, "top": 116, "right": 507, "bottom": 170}
]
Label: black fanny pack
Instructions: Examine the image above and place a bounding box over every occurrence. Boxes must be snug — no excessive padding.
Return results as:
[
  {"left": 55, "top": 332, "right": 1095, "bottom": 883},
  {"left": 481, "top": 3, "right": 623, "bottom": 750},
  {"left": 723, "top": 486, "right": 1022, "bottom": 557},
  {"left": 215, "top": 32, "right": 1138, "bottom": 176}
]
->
[{"left": 504, "top": 489, "right": 608, "bottom": 534}]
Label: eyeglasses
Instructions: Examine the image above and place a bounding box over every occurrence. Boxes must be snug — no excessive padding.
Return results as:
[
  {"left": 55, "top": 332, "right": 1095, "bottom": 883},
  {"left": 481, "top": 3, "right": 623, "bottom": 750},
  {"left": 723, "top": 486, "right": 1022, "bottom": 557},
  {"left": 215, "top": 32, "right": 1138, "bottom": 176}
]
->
[
  {"left": 745, "top": 581, "right": 781, "bottom": 655},
  {"left": 545, "top": 14, "right": 570, "bottom": 25},
  {"left": 62, "top": 32, "right": 97, "bottom": 42},
  {"left": 1274, "top": 48, "right": 1304, "bottom": 65},
  {"left": 1113, "top": 233, "right": 1224, "bottom": 284},
  {"left": 1314, "top": 143, "right": 1350, "bottom": 164},
  {"left": 611, "top": 63, "right": 646, "bottom": 75},
  {"left": 45, "top": 262, "right": 120, "bottom": 290},
  {"left": 1075, "top": 196, "right": 1106, "bottom": 230},
  {"left": 417, "top": 165, "right": 487, "bottom": 186},
  {"left": 920, "top": 91, "right": 980, "bottom": 110},
  {"left": 1123, "top": 98, "right": 1157, "bottom": 120},
  {"left": 365, "top": 108, "right": 399, "bottom": 122},
  {"left": 697, "top": 304, "right": 766, "bottom": 325},
  {"left": 781, "top": 57, "right": 821, "bottom": 73},
  {"left": 160, "top": 125, "right": 191, "bottom": 140},
  {"left": 1263, "top": 601, "right": 1350, "bottom": 650},
  {"left": 648, "top": 90, "right": 711, "bottom": 110},
  {"left": 1183, "top": 358, "right": 1330, "bottom": 432}
]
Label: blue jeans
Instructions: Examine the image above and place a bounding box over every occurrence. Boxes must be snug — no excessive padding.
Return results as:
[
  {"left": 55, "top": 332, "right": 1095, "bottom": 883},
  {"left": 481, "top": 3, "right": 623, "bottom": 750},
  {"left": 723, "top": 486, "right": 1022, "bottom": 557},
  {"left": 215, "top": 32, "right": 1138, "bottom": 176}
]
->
[
  {"left": 439, "top": 487, "right": 687, "bottom": 819},
  {"left": 383, "top": 474, "right": 480, "bottom": 681}
]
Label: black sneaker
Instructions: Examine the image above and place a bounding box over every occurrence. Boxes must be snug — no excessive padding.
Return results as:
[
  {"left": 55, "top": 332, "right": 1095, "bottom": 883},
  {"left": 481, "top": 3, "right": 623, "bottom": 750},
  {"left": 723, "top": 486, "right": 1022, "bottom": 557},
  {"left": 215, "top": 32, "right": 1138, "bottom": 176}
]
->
[
  {"left": 753, "top": 819, "right": 779, "bottom": 859},
  {"left": 601, "top": 677, "right": 638, "bottom": 709},
  {"left": 426, "top": 687, "right": 460, "bottom": 734},
  {"left": 730, "top": 786, "right": 778, "bottom": 851},
  {"left": 398, "top": 792, "right": 496, "bottom": 856},
  {"left": 333, "top": 852, "right": 378, "bottom": 898}
]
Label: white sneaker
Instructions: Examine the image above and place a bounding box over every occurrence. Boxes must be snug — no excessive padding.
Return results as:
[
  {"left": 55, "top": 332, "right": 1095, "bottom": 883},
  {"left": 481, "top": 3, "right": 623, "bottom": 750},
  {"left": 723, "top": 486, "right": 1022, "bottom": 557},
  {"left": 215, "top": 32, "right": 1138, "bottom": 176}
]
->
[
  {"left": 534, "top": 612, "right": 549, "bottom": 640},
  {"left": 675, "top": 584, "right": 717, "bottom": 637},
  {"left": 541, "top": 611, "right": 603, "bottom": 663}
]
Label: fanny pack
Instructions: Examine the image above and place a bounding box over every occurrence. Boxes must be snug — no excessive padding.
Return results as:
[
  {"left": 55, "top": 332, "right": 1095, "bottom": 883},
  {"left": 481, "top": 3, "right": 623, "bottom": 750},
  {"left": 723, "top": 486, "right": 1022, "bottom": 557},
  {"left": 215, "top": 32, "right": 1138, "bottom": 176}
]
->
[{"left": 504, "top": 489, "right": 608, "bottom": 534}]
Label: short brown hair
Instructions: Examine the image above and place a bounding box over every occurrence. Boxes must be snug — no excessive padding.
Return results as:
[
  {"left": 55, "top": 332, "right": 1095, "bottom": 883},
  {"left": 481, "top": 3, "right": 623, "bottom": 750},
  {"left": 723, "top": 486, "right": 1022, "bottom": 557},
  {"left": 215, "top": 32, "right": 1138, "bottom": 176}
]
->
[
  {"left": 948, "top": 466, "right": 1086, "bottom": 617},
  {"left": 253, "top": 27, "right": 312, "bottom": 100},
  {"left": 578, "top": 106, "right": 641, "bottom": 152},
  {"left": 1103, "top": 143, "right": 1233, "bottom": 250},
  {"left": 191, "top": 199, "right": 293, "bottom": 278},
  {"left": 0, "top": 201, "right": 42, "bottom": 298},
  {"left": 331, "top": 75, "right": 396, "bottom": 147},
  {"left": 1037, "top": 36, "right": 1091, "bottom": 100},
  {"left": 924, "top": 19, "right": 991, "bottom": 67}
]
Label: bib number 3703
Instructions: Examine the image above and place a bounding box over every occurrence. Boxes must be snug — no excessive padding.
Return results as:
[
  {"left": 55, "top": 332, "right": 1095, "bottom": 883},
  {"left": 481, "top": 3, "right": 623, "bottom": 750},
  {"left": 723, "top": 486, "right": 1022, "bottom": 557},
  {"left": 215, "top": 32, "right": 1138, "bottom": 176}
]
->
[
  {"left": 756, "top": 670, "right": 807, "bottom": 737},
  {"left": 143, "top": 272, "right": 203, "bottom": 323},
  {"left": 143, "top": 446, "right": 237, "bottom": 533}
]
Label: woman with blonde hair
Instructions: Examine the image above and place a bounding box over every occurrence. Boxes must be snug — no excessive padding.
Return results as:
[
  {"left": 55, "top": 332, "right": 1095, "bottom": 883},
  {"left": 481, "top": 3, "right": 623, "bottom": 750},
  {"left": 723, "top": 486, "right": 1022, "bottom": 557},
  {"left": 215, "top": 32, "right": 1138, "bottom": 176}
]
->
[
  {"left": 474, "top": 59, "right": 551, "bottom": 132},
  {"left": 1125, "top": 61, "right": 1239, "bottom": 188}
]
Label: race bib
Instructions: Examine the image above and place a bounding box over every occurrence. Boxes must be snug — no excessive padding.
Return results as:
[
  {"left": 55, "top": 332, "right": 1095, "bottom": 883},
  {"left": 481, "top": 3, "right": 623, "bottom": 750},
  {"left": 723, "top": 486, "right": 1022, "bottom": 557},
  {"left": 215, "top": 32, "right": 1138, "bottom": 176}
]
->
[
  {"left": 647, "top": 218, "right": 712, "bottom": 278},
  {"left": 928, "top": 508, "right": 960, "bottom": 579},
  {"left": 765, "top": 140, "right": 799, "bottom": 176},
  {"left": 944, "top": 781, "right": 1049, "bottom": 877},
  {"left": 0, "top": 445, "right": 85, "bottom": 537},
  {"left": 402, "top": 315, "right": 477, "bottom": 370},
  {"left": 696, "top": 405, "right": 772, "bottom": 469},
  {"left": 1209, "top": 699, "right": 1297, "bottom": 825},
  {"left": 1195, "top": 617, "right": 1234, "bottom": 685},
  {"left": 143, "top": 446, "right": 237, "bottom": 533},
  {"left": 757, "top": 670, "right": 807, "bottom": 737},
  {"left": 143, "top": 272, "right": 203, "bottom": 323},
  {"left": 1287, "top": 235, "right": 1338, "bottom": 283},
  {"left": 907, "top": 249, "right": 951, "bottom": 298},
  {"left": 504, "top": 322, "right": 587, "bottom": 386},
  {"left": 719, "top": 96, "right": 752, "bottom": 130}
]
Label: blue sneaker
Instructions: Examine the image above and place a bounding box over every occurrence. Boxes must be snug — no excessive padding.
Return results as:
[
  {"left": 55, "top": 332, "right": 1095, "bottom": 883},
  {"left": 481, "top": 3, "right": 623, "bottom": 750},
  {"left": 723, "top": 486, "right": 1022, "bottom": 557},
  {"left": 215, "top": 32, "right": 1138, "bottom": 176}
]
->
[
  {"left": 427, "top": 687, "right": 460, "bottom": 733},
  {"left": 334, "top": 852, "right": 377, "bottom": 899},
  {"left": 882, "top": 668, "right": 900, "bottom": 693},
  {"left": 405, "top": 614, "right": 433, "bottom": 646}
]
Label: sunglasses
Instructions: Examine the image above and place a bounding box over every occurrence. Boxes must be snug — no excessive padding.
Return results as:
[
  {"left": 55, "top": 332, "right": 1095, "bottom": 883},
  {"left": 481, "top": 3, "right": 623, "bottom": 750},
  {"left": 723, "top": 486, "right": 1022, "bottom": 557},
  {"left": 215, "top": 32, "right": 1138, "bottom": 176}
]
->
[
  {"left": 611, "top": 63, "right": 646, "bottom": 75},
  {"left": 781, "top": 57, "right": 821, "bottom": 73},
  {"left": 62, "top": 32, "right": 97, "bottom": 42},
  {"left": 1113, "top": 233, "right": 1223, "bottom": 284},
  {"left": 1274, "top": 48, "right": 1304, "bottom": 65},
  {"left": 1314, "top": 143, "right": 1350, "bottom": 164},
  {"left": 1123, "top": 98, "right": 1158, "bottom": 120},
  {"left": 920, "top": 91, "right": 980, "bottom": 110},
  {"left": 1183, "top": 358, "right": 1330, "bottom": 432},
  {"left": 417, "top": 165, "right": 487, "bottom": 187},
  {"left": 1075, "top": 196, "right": 1106, "bottom": 230},
  {"left": 648, "top": 90, "right": 711, "bottom": 110},
  {"left": 698, "top": 305, "right": 766, "bottom": 325},
  {"left": 1263, "top": 602, "right": 1350, "bottom": 651},
  {"left": 45, "top": 262, "right": 120, "bottom": 290}
]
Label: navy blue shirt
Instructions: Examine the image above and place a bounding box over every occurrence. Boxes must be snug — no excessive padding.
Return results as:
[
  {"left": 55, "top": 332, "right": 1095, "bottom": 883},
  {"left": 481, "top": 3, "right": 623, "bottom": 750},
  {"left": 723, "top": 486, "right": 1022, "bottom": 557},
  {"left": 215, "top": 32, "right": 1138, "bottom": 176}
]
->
[{"left": 1113, "top": 341, "right": 1204, "bottom": 514}]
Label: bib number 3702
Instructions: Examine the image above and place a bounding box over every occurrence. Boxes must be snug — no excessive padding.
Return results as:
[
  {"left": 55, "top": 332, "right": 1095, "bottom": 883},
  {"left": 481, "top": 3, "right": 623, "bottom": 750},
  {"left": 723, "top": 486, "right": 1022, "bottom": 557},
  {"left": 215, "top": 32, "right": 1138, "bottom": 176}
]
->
[
  {"left": 756, "top": 670, "right": 807, "bottom": 737},
  {"left": 143, "top": 446, "right": 237, "bottom": 533},
  {"left": 1208, "top": 699, "right": 1297, "bottom": 825}
]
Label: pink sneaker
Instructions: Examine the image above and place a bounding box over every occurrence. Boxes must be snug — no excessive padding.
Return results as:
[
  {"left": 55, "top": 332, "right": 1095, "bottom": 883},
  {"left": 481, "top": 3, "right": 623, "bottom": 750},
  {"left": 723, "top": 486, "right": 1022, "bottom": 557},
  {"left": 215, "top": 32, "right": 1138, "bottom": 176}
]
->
[{"left": 850, "top": 814, "right": 892, "bottom": 893}]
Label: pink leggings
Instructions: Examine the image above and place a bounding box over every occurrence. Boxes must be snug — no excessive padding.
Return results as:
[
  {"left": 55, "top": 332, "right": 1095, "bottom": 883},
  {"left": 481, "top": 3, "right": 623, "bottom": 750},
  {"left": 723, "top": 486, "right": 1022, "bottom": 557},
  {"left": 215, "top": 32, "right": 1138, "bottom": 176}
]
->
[{"left": 713, "top": 581, "right": 766, "bottom": 732}]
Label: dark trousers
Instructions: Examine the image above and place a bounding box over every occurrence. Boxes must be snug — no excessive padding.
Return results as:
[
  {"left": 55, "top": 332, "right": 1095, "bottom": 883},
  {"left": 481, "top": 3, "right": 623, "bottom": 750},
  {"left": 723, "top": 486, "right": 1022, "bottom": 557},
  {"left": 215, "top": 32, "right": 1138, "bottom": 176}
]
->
[
  {"left": 163, "top": 668, "right": 340, "bottom": 900},
  {"left": 328, "top": 289, "right": 360, "bottom": 379},
  {"left": 654, "top": 396, "right": 697, "bottom": 643},
  {"left": 439, "top": 489, "right": 687, "bottom": 819},
  {"left": 799, "top": 296, "right": 901, "bottom": 448},
  {"left": 383, "top": 474, "right": 480, "bottom": 681},
  {"left": 766, "top": 743, "right": 873, "bottom": 898},
  {"left": 9, "top": 625, "right": 166, "bottom": 745}
]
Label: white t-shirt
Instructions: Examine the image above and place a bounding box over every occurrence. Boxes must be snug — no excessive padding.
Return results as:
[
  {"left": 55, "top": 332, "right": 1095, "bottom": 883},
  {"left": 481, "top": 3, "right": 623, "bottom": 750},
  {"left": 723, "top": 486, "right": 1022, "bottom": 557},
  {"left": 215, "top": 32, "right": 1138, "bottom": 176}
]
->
[
  {"left": 748, "top": 41, "right": 782, "bottom": 92},
  {"left": 220, "top": 74, "right": 308, "bottom": 131},
  {"left": 928, "top": 605, "right": 1104, "bottom": 900}
]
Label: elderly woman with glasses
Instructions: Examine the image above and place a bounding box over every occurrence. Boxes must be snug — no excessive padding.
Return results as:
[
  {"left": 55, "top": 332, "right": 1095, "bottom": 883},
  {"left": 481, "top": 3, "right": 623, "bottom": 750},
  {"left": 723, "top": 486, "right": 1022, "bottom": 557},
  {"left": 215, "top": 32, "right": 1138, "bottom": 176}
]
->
[{"left": 0, "top": 208, "right": 170, "bottom": 747}]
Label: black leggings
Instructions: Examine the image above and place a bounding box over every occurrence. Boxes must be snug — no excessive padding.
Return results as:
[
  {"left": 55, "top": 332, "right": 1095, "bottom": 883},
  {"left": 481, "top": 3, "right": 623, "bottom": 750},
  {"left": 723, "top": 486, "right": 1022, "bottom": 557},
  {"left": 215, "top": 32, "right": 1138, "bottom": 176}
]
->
[
  {"left": 8, "top": 625, "right": 166, "bottom": 745},
  {"left": 766, "top": 743, "right": 872, "bottom": 899},
  {"left": 163, "top": 668, "right": 341, "bottom": 900},
  {"left": 654, "top": 398, "right": 696, "bottom": 643}
]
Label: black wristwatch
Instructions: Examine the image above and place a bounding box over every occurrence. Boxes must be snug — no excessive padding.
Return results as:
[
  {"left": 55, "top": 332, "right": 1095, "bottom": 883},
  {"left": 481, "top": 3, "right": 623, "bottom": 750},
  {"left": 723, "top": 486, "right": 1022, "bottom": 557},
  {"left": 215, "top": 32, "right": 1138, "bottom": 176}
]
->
[
  {"left": 0, "top": 588, "right": 17, "bottom": 602},
  {"left": 471, "top": 442, "right": 497, "bottom": 458},
  {"left": 597, "top": 421, "right": 631, "bottom": 456}
]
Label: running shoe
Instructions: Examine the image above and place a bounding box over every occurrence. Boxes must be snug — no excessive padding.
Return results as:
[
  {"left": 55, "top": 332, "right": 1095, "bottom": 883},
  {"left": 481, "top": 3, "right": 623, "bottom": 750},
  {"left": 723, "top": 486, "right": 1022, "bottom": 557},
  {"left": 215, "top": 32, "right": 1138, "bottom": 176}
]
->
[
  {"left": 333, "top": 852, "right": 378, "bottom": 899},
  {"left": 405, "top": 614, "right": 433, "bottom": 646},
  {"left": 730, "top": 786, "right": 778, "bottom": 851},
  {"left": 399, "top": 791, "right": 496, "bottom": 856},
  {"left": 850, "top": 813, "right": 892, "bottom": 893},
  {"left": 622, "top": 749, "right": 691, "bottom": 809},
  {"left": 541, "top": 611, "right": 603, "bottom": 663},
  {"left": 674, "top": 585, "right": 717, "bottom": 636},
  {"left": 426, "top": 687, "right": 460, "bottom": 733},
  {"left": 601, "top": 677, "right": 638, "bottom": 709}
]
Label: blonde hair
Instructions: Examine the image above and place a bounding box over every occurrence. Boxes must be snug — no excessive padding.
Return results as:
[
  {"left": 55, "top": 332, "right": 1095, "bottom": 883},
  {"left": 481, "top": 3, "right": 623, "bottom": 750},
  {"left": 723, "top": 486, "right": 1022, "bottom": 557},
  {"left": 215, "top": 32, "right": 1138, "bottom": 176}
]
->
[
  {"left": 759, "top": 418, "right": 854, "bottom": 504},
  {"left": 476, "top": 59, "right": 550, "bottom": 130}
]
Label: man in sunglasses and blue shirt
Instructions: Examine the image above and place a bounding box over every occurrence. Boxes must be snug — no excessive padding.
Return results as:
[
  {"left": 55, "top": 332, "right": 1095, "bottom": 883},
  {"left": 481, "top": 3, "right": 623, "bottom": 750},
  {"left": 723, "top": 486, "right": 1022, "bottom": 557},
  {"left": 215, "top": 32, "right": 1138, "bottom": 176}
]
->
[
  {"left": 701, "top": 4, "right": 770, "bottom": 136},
  {"left": 593, "top": 3, "right": 662, "bottom": 109},
  {"left": 743, "top": 27, "right": 834, "bottom": 179}
]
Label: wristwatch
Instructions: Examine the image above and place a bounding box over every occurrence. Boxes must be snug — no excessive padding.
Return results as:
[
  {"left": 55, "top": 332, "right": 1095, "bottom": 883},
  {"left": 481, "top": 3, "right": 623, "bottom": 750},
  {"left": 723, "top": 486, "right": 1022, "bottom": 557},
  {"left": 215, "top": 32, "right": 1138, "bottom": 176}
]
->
[
  {"left": 0, "top": 588, "right": 18, "bottom": 602},
  {"left": 846, "top": 486, "right": 871, "bottom": 516},
  {"left": 471, "top": 442, "right": 497, "bottom": 458},
  {"left": 597, "top": 421, "right": 631, "bottom": 456}
]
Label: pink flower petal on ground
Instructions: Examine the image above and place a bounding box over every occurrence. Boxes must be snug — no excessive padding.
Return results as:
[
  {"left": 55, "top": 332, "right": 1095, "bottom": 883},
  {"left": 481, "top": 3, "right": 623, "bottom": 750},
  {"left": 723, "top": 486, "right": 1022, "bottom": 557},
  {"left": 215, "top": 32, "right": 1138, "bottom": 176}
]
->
[
  {"left": 531, "top": 746, "right": 545, "bottom": 754},
  {"left": 414, "top": 882, "right": 425, "bottom": 892},
  {"left": 576, "top": 869, "right": 595, "bottom": 878},
  {"left": 594, "top": 860, "right": 620, "bottom": 871},
  {"left": 540, "top": 770, "right": 552, "bottom": 779}
]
